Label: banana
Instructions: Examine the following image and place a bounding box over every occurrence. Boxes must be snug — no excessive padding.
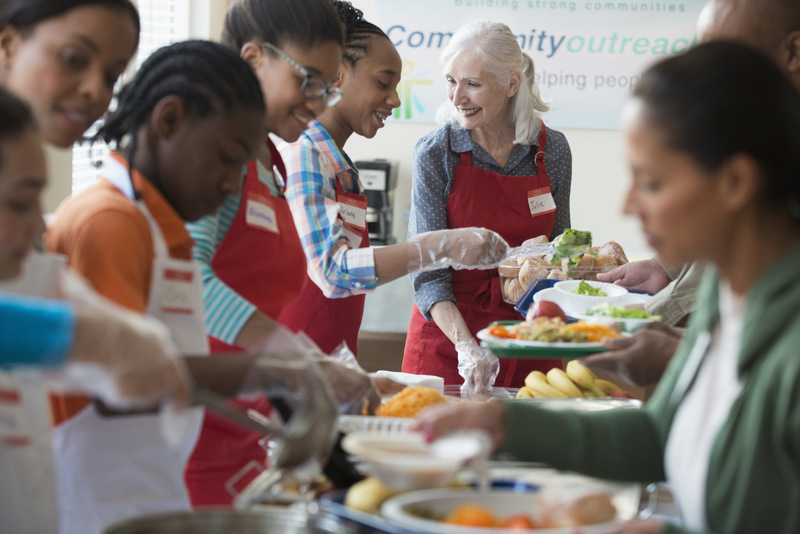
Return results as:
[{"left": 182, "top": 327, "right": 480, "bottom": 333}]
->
[
  {"left": 566, "top": 361, "right": 605, "bottom": 397},
  {"left": 525, "top": 371, "right": 568, "bottom": 398},
  {"left": 595, "top": 378, "right": 623, "bottom": 395},
  {"left": 524, "top": 370, "right": 548, "bottom": 390},
  {"left": 581, "top": 387, "right": 599, "bottom": 398},
  {"left": 546, "top": 368, "right": 584, "bottom": 398},
  {"left": 515, "top": 386, "right": 534, "bottom": 399}
]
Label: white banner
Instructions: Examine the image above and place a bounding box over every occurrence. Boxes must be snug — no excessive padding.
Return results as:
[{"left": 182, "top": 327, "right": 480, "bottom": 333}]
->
[{"left": 374, "top": 0, "right": 706, "bottom": 130}]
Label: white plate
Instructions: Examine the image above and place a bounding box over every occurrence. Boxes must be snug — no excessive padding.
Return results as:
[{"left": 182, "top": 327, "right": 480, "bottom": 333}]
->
[
  {"left": 381, "top": 487, "right": 626, "bottom": 534},
  {"left": 570, "top": 312, "right": 655, "bottom": 333},
  {"left": 533, "top": 287, "right": 651, "bottom": 316}
]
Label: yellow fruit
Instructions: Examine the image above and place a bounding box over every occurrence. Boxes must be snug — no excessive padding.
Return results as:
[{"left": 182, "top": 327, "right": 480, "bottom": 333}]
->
[
  {"left": 516, "top": 387, "right": 534, "bottom": 399},
  {"left": 344, "top": 477, "right": 398, "bottom": 514},
  {"left": 581, "top": 387, "right": 599, "bottom": 398},
  {"left": 546, "top": 368, "right": 584, "bottom": 398},
  {"left": 525, "top": 371, "right": 568, "bottom": 398},
  {"left": 566, "top": 361, "right": 604, "bottom": 397},
  {"left": 594, "top": 379, "right": 622, "bottom": 395}
]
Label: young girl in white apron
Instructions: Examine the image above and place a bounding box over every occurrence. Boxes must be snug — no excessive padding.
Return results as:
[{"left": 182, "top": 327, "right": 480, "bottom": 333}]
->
[{"left": 45, "top": 40, "right": 267, "bottom": 534}]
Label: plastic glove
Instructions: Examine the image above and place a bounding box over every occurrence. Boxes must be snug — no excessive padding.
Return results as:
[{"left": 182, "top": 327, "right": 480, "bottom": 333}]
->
[
  {"left": 456, "top": 338, "right": 500, "bottom": 401},
  {"left": 66, "top": 306, "right": 191, "bottom": 409},
  {"left": 238, "top": 350, "right": 339, "bottom": 467},
  {"left": 408, "top": 227, "right": 509, "bottom": 273},
  {"left": 251, "top": 329, "right": 379, "bottom": 415}
]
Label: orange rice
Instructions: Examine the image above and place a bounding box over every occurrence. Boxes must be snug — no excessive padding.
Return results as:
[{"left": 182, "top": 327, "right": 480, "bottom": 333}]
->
[
  {"left": 560, "top": 321, "right": 621, "bottom": 342},
  {"left": 375, "top": 386, "right": 448, "bottom": 418}
]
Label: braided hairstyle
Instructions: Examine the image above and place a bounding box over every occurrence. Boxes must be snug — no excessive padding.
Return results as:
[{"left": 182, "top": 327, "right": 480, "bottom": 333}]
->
[
  {"left": 96, "top": 39, "right": 265, "bottom": 184},
  {"left": 331, "top": 1, "right": 389, "bottom": 67}
]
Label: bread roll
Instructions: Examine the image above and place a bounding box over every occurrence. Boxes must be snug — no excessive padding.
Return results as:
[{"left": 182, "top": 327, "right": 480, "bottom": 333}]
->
[
  {"left": 519, "top": 258, "right": 550, "bottom": 288},
  {"left": 598, "top": 241, "right": 628, "bottom": 265},
  {"left": 573, "top": 253, "right": 597, "bottom": 280},
  {"left": 521, "top": 235, "right": 549, "bottom": 247},
  {"left": 504, "top": 277, "right": 526, "bottom": 302}
]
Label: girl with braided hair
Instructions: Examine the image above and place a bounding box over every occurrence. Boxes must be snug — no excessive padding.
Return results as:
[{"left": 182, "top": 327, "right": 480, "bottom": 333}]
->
[
  {"left": 277, "top": 2, "right": 506, "bottom": 367},
  {"left": 46, "top": 39, "right": 267, "bottom": 534}
]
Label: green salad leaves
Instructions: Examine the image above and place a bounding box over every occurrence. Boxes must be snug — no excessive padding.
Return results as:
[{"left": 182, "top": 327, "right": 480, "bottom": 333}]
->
[
  {"left": 572, "top": 281, "right": 608, "bottom": 296},
  {"left": 585, "top": 303, "right": 660, "bottom": 320}
]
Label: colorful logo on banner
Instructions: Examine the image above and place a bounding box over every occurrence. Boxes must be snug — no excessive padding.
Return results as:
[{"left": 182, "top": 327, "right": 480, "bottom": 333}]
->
[{"left": 374, "top": 0, "right": 706, "bottom": 129}]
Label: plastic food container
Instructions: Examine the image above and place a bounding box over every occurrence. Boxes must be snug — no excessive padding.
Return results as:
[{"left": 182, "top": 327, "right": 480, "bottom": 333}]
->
[{"left": 499, "top": 241, "right": 629, "bottom": 305}]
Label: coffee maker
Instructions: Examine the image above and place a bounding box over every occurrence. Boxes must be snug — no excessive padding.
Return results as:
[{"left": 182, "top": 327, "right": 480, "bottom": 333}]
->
[{"left": 356, "top": 159, "right": 397, "bottom": 245}]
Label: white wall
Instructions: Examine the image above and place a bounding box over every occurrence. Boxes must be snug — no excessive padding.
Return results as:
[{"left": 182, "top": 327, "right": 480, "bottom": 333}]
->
[
  {"left": 348, "top": 0, "right": 649, "bottom": 258},
  {"left": 44, "top": 0, "right": 649, "bottom": 259}
]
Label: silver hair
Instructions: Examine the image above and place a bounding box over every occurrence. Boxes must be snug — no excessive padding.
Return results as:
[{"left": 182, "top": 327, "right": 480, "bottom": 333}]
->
[{"left": 434, "top": 20, "right": 550, "bottom": 145}]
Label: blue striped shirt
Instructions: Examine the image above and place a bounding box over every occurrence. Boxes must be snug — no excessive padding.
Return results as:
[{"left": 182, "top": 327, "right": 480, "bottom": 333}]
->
[{"left": 186, "top": 162, "right": 282, "bottom": 344}]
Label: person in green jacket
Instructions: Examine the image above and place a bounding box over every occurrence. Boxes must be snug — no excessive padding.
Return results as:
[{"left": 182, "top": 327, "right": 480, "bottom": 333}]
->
[{"left": 415, "top": 41, "right": 800, "bottom": 534}]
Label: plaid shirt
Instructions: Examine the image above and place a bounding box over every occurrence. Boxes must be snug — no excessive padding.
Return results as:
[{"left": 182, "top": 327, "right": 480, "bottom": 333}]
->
[{"left": 280, "top": 121, "right": 377, "bottom": 298}]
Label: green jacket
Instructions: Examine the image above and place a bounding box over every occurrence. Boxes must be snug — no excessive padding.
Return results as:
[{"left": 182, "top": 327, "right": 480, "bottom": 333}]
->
[{"left": 500, "top": 245, "right": 800, "bottom": 534}]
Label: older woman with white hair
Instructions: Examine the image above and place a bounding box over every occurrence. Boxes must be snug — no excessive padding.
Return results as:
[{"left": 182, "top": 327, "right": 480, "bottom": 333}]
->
[{"left": 402, "top": 20, "right": 572, "bottom": 398}]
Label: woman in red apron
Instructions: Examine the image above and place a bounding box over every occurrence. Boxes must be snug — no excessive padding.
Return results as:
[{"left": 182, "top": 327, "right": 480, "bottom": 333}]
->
[
  {"left": 278, "top": 3, "right": 505, "bottom": 357},
  {"left": 402, "top": 21, "right": 572, "bottom": 393}
]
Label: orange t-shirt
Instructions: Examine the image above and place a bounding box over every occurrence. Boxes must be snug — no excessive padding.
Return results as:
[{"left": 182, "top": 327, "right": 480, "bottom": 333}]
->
[{"left": 45, "top": 153, "right": 194, "bottom": 424}]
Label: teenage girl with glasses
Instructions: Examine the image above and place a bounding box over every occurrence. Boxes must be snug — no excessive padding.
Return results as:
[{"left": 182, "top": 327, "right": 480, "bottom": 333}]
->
[{"left": 184, "top": 0, "right": 350, "bottom": 507}]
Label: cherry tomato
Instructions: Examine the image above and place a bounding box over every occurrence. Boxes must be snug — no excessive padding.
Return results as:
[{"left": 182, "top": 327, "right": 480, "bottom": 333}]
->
[{"left": 526, "top": 300, "right": 568, "bottom": 322}]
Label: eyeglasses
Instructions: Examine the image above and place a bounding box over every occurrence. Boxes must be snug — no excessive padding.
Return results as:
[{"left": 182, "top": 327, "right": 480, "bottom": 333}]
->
[{"left": 261, "top": 42, "right": 342, "bottom": 108}]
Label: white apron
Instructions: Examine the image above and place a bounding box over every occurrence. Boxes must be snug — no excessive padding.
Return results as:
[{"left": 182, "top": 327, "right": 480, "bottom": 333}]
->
[
  {"left": 0, "top": 252, "right": 68, "bottom": 534},
  {"left": 53, "top": 156, "right": 207, "bottom": 534}
]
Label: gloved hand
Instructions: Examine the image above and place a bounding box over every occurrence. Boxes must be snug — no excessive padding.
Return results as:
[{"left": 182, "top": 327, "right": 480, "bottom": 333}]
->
[
  {"left": 67, "top": 306, "right": 191, "bottom": 409},
  {"left": 408, "top": 227, "right": 509, "bottom": 273},
  {"left": 456, "top": 338, "right": 499, "bottom": 401},
  {"left": 251, "top": 328, "right": 380, "bottom": 415},
  {"left": 238, "top": 350, "right": 339, "bottom": 467}
]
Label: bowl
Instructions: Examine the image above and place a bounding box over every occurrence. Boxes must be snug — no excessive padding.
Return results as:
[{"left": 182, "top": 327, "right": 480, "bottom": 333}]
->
[
  {"left": 553, "top": 280, "right": 628, "bottom": 313},
  {"left": 341, "top": 431, "right": 490, "bottom": 491},
  {"left": 380, "top": 487, "right": 630, "bottom": 534}
]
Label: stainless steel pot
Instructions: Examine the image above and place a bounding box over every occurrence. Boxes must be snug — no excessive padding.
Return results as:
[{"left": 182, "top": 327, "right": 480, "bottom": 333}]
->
[{"left": 104, "top": 506, "right": 354, "bottom": 534}]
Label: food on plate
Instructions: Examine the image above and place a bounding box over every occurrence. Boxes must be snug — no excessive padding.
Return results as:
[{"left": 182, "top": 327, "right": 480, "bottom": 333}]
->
[
  {"left": 539, "top": 491, "right": 617, "bottom": 528},
  {"left": 525, "top": 300, "right": 568, "bottom": 322},
  {"left": 434, "top": 490, "right": 616, "bottom": 529},
  {"left": 572, "top": 280, "right": 608, "bottom": 297},
  {"left": 375, "top": 386, "right": 448, "bottom": 418},
  {"left": 343, "top": 476, "right": 399, "bottom": 514},
  {"left": 498, "top": 229, "right": 629, "bottom": 304},
  {"left": 445, "top": 503, "right": 498, "bottom": 527},
  {"left": 498, "top": 514, "right": 537, "bottom": 529},
  {"left": 489, "top": 317, "right": 621, "bottom": 343},
  {"left": 518, "top": 361, "right": 628, "bottom": 399},
  {"left": 585, "top": 303, "right": 660, "bottom": 320}
]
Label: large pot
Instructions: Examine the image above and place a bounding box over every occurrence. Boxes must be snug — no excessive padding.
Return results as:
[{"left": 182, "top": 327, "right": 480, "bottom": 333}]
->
[{"left": 104, "top": 506, "right": 354, "bottom": 534}]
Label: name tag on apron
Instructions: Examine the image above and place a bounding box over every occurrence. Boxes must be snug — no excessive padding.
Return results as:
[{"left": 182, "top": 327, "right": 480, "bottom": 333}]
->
[
  {"left": 337, "top": 193, "right": 367, "bottom": 249},
  {"left": 0, "top": 382, "right": 30, "bottom": 447},
  {"left": 527, "top": 186, "right": 556, "bottom": 217},
  {"left": 245, "top": 193, "right": 279, "bottom": 234},
  {"left": 338, "top": 195, "right": 367, "bottom": 229},
  {"left": 161, "top": 269, "right": 196, "bottom": 314}
]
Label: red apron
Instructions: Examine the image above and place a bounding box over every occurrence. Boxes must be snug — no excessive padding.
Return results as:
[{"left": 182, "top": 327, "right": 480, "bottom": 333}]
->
[
  {"left": 278, "top": 178, "right": 370, "bottom": 356},
  {"left": 185, "top": 140, "right": 307, "bottom": 507},
  {"left": 402, "top": 124, "right": 562, "bottom": 388}
]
